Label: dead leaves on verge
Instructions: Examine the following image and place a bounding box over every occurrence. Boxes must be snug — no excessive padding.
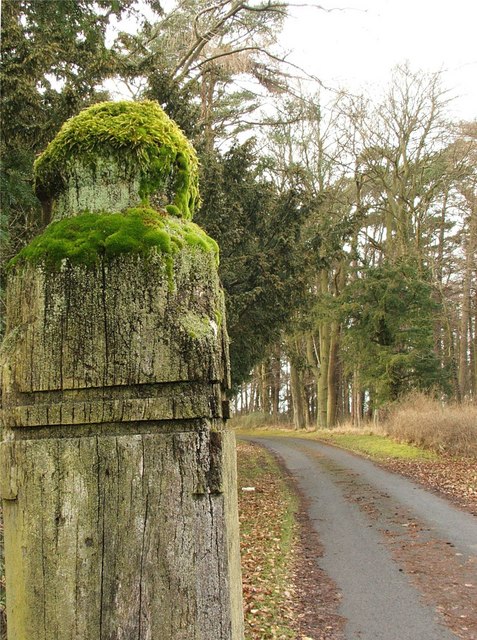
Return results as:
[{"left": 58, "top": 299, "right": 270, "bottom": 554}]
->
[
  {"left": 382, "top": 456, "right": 477, "bottom": 516},
  {"left": 237, "top": 441, "right": 345, "bottom": 640},
  {"left": 238, "top": 441, "right": 297, "bottom": 639}
]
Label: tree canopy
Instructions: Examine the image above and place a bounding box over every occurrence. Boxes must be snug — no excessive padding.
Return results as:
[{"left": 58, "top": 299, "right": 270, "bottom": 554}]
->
[{"left": 1, "top": 2, "right": 476, "bottom": 416}]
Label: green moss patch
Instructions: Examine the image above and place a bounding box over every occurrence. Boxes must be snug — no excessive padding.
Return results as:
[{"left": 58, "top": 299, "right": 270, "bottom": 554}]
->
[
  {"left": 34, "top": 100, "right": 200, "bottom": 219},
  {"left": 8, "top": 206, "right": 218, "bottom": 272}
]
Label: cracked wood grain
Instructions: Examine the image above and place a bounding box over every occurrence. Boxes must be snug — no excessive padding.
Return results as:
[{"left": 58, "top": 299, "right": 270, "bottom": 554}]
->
[{"left": 1, "top": 247, "right": 243, "bottom": 640}]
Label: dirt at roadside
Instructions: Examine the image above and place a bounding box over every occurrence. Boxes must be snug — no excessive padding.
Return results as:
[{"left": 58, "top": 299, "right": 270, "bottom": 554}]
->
[
  {"left": 287, "top": 501, "right": 346, "bottom": 640},
  {"left": 273, "top": 455, "right": 346, "bottom": 640}
]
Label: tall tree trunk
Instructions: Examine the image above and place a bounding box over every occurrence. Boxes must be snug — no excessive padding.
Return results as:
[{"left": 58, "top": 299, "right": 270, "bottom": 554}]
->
[
  {"left": 326, "top": 263, "right": 345, "bottom": 427},
  {"left": 260, "top": 361, "right": 271, "bottom": 414},
  {"left": 326, "top": 320, "right": 339, "bottom": 428},
  {"left": 271, "top": 346, "right": 281, "bottom": 419},
  {"left": 443, "top": 307, "right": 461, "bottom": 402},
  {"left": 458, "top": 245, "right": 472, "bottom": 399},
  {"left": 351, "top": 368, "right": 362, "bottom": 427},
  {"left": 433, "top": 192, "right": 449, "bottom": 361},
  {"left": 290, "top": 360, "right": 306, "bottom": 430},
  {"left": 343, "top": 371, "right": 352, "bottom": 422},
  {"left": 460, "top": 182, "right": 477, "bottom": 401},
  {"left": 317, "top": 270, "right": 330, "bottom": 429},
  {"left": 473, "top": 291, "right": 477, "bottom": 400},
  {"left": 317, "top": 324, "right": 330, "bottom": 429},
  {"left": 306, "top": 333, "right": 319, "bottom": 429}
]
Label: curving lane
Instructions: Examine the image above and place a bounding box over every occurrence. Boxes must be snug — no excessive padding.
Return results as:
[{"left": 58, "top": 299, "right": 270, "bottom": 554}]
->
[{"left": 246, "top": 437, "right": 477, "bottom": 640}]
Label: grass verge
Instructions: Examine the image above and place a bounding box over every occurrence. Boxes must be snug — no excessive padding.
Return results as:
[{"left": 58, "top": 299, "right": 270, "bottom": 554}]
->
[
  {"left": 237, "top": 441, "right": 298, "bottom": 639},
  {"left": 234, "top": 425, "right": 437, "bottom": 462},
  {"left": 315, "top": 432, "right": 438, "bottom": 461}
]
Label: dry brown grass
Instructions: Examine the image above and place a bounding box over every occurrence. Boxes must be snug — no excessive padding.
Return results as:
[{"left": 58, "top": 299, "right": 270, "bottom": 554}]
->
[
  {"left": 229, "top": 412, "right": 292, "bottom": 432},
  {"left": 324, "top": 420, "right": 386, "bottom": 436},
  {"left": 231, "top": 396, "right": 477, "bottom": 459},
  {"left": 384, "top": 393, "right": 477, "bottom": 457}
]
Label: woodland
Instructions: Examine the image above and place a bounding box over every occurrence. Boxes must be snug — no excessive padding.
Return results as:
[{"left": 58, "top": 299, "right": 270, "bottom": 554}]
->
[{"left": 1, "top": 0, "right": 476, "bottom": 430}]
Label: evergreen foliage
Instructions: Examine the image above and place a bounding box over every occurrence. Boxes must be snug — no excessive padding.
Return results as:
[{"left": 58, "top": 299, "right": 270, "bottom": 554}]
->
[
  {"left": 341, "top": 260, "right": 448, "bottom": 406},
  {"left": 197, "top": 141, "right": 313, "bottom": 389}
]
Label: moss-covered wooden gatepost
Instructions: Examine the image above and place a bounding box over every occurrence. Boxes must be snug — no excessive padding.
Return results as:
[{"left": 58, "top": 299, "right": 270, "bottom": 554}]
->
[{"left": 0, "top": 101, "right": 244, "bottom": 640}]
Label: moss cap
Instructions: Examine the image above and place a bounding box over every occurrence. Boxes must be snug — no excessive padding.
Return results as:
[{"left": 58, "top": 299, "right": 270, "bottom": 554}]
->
[{"left": 34, "top": 100, "right": 200, "bottom": 220}]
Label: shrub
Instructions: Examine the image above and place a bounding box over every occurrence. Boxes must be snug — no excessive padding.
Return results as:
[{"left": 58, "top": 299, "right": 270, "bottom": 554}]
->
[{"left": 384, "top": 392, "right": 477, "bottom": 456}]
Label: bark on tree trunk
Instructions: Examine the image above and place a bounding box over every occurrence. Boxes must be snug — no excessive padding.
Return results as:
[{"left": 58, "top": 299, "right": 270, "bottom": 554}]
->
[
  {"left": 473, "top": 295, "right": 477, "bottom": 399},
  {"left": 458, "top": 248, "right": 472, "bottom": 400},
  {"left": 326, "top": 321, "right": 340, "bottom": 428},
  {"left": 290, "top": 361, "right": 306, "bottom": 430},
  {"left": 317, "top": 327, "right": 330, "bottom": 429},
  {"left": 305, "top": 333, "right": 319, "bottom": 429},
  {"left": 271, "top": 347, "right": 281, "bottom": 419},
  {"left": 351, "top": 368, "right": 362, "bottom": 427},
  {"left": 260, "top": 362, "right": 271, "bottom": 415},
  {"left": 458, "top": 194, "right": 477, "bottom": 400}
]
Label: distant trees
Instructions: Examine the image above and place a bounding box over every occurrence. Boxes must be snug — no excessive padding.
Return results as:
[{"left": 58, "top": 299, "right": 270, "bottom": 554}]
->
[
  {"left": 116, "top": 0, "right": 291, "bottom": 147},
  {"left": 1, "top": 4, "right": 475, "bottom": 416},
  {"left": 234, "top": 67, "right": 477, "bottom": 424},
  {"left": 341, "top": 260, "right": 446, "bottom": 406}
]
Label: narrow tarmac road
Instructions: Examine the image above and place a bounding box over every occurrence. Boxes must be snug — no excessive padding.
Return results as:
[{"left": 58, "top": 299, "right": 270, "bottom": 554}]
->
[{"left": 248, "top": 437, "right": 477, "bottom": 640}]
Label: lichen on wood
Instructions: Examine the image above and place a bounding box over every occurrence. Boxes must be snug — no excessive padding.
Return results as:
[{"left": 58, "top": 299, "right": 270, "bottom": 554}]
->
[
  {"left": 1, "top": 100, "right": 243, "bottom": 640},
  {"left": 1, "top": 431, "right": 242, "bottom": 639}
]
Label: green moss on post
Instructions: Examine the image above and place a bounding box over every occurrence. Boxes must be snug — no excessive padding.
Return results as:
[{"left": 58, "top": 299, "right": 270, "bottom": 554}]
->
[
  {"left": 34, "top": 100, "right": 200, "bottom": 220},
  {"left": 12, "top": 99, "right": 220, "bottom": 286},
  {"left": 1, "top": 101, "right": 243, "bottom": 639},
  {"left": 9, "top": 207, "right": 219, "bottom": 271}
]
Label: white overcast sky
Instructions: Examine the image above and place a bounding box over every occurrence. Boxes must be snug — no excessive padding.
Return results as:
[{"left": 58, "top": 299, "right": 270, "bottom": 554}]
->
[
  {"left": 281, "top": 0, "right": 477, "bottom": 121},
  {"left": 114, "top": 1, "right": 476, "bottom": 121}
]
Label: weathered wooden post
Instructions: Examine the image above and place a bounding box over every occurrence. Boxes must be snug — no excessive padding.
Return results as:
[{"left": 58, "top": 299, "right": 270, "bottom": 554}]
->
[{"left": 0, "top": 101, "right": 244, "bottom": 639}]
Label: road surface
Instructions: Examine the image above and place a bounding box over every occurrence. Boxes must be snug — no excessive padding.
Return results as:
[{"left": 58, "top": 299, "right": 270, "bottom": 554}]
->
[{"left": 247, "top": 437, "right": 477, "bottom": 640}]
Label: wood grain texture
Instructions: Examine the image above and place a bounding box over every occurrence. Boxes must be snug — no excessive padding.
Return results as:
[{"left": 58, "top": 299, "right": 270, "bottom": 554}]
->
[
  {"left": 2, "top": 431, "right": 241, "bottom": 640},
  {"left": 1, "top": 245, "right": 243, "bottom": 640},
  {"left": 2, "top": 249, "right": 228, "bottom": 395}
]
